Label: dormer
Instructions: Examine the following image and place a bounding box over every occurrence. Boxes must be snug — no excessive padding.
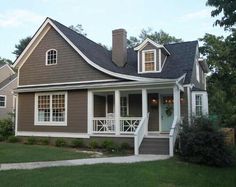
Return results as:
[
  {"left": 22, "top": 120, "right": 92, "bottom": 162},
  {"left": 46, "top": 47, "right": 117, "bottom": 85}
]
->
[{"left": 134, "top": 38, "right": 170, "bottom": 73}]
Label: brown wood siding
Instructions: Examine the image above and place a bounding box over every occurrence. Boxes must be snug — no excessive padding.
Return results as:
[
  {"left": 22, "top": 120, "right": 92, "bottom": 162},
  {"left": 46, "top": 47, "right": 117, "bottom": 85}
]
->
[
  {"left": 139, "top": 42, "right": 160, "bottom": 72},
  {"left": 19, "top": 28, "right": 114, "bottom": 86},
  {"left": 18, "top": 90, "right": 87, "bottom": 133},
  {"left": 129, "top": 94, "right": 142, "bottom": 117},
  {"left": 94, "top": 95, "right": 106, "bottom": 117}
]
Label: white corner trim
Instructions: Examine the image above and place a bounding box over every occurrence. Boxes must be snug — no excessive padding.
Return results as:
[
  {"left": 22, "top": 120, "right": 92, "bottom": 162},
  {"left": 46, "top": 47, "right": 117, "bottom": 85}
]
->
[
  {"left": 0, "top": 77, "right": 17, "bottom": 91},
  {"left": 191, "top": 91, "right": 208, "bottom": 116},
  {"left": 16, "top": 131, "right": 90, "bottom": 139},
  {"left": 141, "top": 49, "right": 158, "bottom": 73},
  {"left": 15, "top": 94, "right": 18, "bottom": 135}
]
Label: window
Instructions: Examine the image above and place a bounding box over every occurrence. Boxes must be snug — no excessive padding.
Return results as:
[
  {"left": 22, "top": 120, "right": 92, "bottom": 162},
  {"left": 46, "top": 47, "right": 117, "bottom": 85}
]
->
[
  {"left": 196, "top": 61, "right": 200, "bottom": 82},
  {"left": 120, "top": 96, "right": 128, "bottom": 117},
  {"left": 46, "top": 49, "right": 57, "bottom": 65},
  {"left": 35, "top": 92, "right": 67, "bottom": 125},
  {"left": 0, "top": 96, "right": 6, "bottom": 108},
  {"left": 143, "top": 50, "right": 156, "bottom": 72},
  {"left": 195, "top": 94, "right": 202, "bottom": 117}
]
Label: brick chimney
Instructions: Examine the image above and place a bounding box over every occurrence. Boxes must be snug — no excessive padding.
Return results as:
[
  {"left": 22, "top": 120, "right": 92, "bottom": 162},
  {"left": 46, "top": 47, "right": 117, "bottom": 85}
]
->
[{"left": 112, "top": 29, "right": 127, "bottom": 67}]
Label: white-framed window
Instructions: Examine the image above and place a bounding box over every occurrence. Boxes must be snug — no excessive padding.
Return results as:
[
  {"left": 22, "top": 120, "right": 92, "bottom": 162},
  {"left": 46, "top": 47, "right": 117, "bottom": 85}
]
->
[
  {"left": 192, "top": 92, "right": 208, "bottom": 117},
  {"left": 120, "top": 96, "right": 128, "bottom": 117},
  {"left": 0, "top": 95, "right": 6, "bottom": 108},
  {"left": 46, "top": 49, "right": 57, "bottom": 65},
  {"left": 196, "top": 61, "right": 200, "bottom": 82},
  {"left": 195, "top": 94, "right": 202, "bottom": 117},
  {"left": 142, "top": 49, "right": 157, "bottom": 72},
  {"left": 35, "top": 92, "right": 67, "bottom": 126}
]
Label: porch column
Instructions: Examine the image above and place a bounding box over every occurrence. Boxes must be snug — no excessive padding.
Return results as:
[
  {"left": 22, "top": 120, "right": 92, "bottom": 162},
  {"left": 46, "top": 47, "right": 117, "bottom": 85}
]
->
[
  {"left": 87, "top": 90, "right": 94, "bottom": 135},
  {"left": 173, "top": 86, "right": 180, "bottom": 121},
  {"left": 142, "top": 88, "right": 148, "bottom": 135},
  {"left": 115, "top": 90, "right": 120, "bottom": 135}
]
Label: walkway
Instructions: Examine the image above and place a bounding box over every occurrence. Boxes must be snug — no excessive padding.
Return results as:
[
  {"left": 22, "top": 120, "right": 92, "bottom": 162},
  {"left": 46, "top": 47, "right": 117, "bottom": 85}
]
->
[{"left": 0, "top": 155, "right": 170, "bottom": 171}]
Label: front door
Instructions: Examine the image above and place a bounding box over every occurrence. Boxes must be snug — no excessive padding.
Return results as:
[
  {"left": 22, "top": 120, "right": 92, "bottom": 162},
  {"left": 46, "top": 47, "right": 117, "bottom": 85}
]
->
[
  {"left": 148, "top": 93, "right": 159, "bottom": 131},
  {"left": 161, "top": 95, "right": 174, "bottom": 132}
]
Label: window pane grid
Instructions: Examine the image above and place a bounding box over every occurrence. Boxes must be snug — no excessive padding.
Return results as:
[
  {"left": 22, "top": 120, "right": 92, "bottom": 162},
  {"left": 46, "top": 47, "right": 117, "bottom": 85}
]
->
[
  {"left": 52, "top": 94, "right": 65, "bottom": 122},
  {"left": 47, "top": 50, "right": 57, "bottom": 65},
  {"left": 0, "top": 96, "right": 5, "bottom": 107},
  {"left": 144, "top": 51, "right": 155, "bottom": 71},
  {"left": 120, "top": 96, "right": 128, "bottom": 117},
  {"left": 195, "top": 95, "right": 202, "bottom": 116},
  {"left": 38, "top": 95, "right": 50, "bottom": 122}
]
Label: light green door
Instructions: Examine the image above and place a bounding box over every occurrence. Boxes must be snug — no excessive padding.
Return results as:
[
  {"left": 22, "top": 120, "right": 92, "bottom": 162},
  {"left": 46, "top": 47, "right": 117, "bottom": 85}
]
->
[{"left": 161, "top": 95, "right": 174, "bottom": 132}]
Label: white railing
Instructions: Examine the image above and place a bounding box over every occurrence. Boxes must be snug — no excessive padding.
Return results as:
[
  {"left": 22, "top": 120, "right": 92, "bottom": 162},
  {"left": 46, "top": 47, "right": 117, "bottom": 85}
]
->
[
  {"left": 120, "top": 117, "right": 142, "bottom": 133},
  {"left": 93, "top": 117, "right": 115, "bottom": 133},
  {"left": 134, "top": 113, "right": 150, "bottom": 155},
  {"left": 169, "top": 116, "right": 180, "bottom": 156}
]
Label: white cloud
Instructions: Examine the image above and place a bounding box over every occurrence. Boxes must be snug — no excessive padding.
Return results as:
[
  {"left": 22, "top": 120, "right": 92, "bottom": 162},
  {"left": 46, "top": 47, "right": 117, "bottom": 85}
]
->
[
  {"left": 178, "top": 9, "right": 210, "bottom": 22},
  {"left": 0, "top": 9, "right": 44, "bottom": 28}
]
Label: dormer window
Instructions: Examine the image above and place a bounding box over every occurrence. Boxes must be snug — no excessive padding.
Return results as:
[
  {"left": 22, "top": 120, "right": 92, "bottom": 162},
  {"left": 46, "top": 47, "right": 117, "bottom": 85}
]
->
[
  {"left": 46, "top": 49, "right": 57, "bottom": 65},
  {"left": 135, "top": 38, "right": 170, "bottom": 74},
  {"left": 143, "top": 50, "right": 156, "bottom": 72}
]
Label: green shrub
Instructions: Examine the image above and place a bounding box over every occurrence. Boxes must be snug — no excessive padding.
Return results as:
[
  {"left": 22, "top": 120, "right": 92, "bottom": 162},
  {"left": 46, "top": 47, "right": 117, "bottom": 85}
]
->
[
  {"left": 7, "top": 136, "right": 20, "bottom": 143},
  {"left": 39, "top": 138, "right": 50, "bottom": 145},
  {"left": 120, "top": 142, "right": 130, "bottom": 150},
  {"left": 71, "top": 139, "right": 84, "bottom": 148},
  {"left": 26, "top": 136, "right": 37, "bottom": 145},
  {"left": 55, "top": 138, "right": 67, "bottom": 147},
  {"left": 0, "top": 118, "right": 14, "bottom": 137},
  {"left": 178, "top": 117, "right": 234, "bottom": 167},
  {"left": 89, "top": 140, "right": 99, "bottom": 149},
  {"left": 0, "top": 134, "right": 4, "bottom": 142},
  {"left": 101, "top": 140, "right": 120, "bottom": 152}
]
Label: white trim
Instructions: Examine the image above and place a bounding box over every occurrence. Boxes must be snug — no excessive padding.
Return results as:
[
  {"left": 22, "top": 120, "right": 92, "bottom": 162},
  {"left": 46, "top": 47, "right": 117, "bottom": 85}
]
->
[
  {"left": 13, "top": 18, "right": 164, "bottom": 82},
  {"left": 134, "top": 38, "right": 171, "bottom": 55},
  {"left": 15, "top": 94, "right": 18, "bottom": 135},
  {"left": 87, "top": 90, "right": 93, "bottom": 135},
  {"left": 17, "top": 79, "right": 119, "bottom": 88},
  {"left": 159, "top": 94, "right": 162, "bottom": 132},
  {"left": 16, "top": 131, "right": 90, "bottom": 138},
  {"left": 0, "top": 64, "right": 7, "bottom": 71},
  {"left": 196, "top": 60, "right": 200, "bottom": 82},
  {"left": 0, "top": 95, "right": 6, "bottom": 108},
  {"left": 191, "top": 91, "right": 208, "bottom": 116},
  {"left": 0, "top": 64, "right": 15, "bottom": 75},
  {"left": 34, "top": 92, "right": 68, "bottom": 126},
  {"left": 114, "top": 90, "right": 120, "bottom": 135},
  {"left": 142, "top": 88, "right": 148, "bottom": 135},
  {"left": 45, "top": 49, "right": 57, "bottom": 66},
  {"left": 187, "top": 86, "right": 191, "bottom": 125},
  {"left": 137, "top": 50, "right": 140, "bottom": 73},
  {"left": 0, "top": 77, "right": 17, "bottom": 91}
]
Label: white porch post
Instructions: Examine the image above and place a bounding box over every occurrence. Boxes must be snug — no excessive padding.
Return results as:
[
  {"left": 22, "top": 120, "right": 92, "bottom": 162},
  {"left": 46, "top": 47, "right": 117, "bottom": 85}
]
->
[
  {"left": 87, "top": 90, "right": 94, "bottom": 135},
  {"left": 173, "top": 86, "right": 180, "bottom": 122},
  {"left": 142, "top": 88, "right": 148, "bottom": 135},
  {"left": 115, "top": 90, "right": 120, "bottom": 135}
]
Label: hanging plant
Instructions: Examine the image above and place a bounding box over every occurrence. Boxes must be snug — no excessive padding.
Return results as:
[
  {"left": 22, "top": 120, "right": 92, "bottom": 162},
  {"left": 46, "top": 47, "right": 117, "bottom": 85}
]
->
[{"left": 165, "top": 105, "right": 173, "bottom": 116}]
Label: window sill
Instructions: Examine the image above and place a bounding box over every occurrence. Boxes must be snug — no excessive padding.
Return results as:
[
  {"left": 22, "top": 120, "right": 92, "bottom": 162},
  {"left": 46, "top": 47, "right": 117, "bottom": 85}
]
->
[
  {"left": 34, "top": 123, "right": 67, "bottom": 127},
  {"left": 138, "top": 70, "right": 162, "bottom": 74}
]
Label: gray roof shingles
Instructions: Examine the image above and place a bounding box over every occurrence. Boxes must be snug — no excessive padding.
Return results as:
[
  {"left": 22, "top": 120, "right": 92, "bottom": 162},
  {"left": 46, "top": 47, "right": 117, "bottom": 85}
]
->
[{"left": 51, "top": 18, "right": 198, "bottom": 84}]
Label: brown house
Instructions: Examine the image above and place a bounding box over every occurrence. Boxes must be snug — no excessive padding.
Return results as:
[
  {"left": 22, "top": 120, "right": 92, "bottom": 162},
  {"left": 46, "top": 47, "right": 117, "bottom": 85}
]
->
[{"left": 13, "top": 18, "right": 209, "bottom": 156}]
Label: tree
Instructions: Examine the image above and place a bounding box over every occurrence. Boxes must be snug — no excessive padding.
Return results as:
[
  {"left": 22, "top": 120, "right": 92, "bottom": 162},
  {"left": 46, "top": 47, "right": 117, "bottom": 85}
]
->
[
  {"left": 206, "top": 0, "right": 236, "bottom": 30},
  {"left": 12, "top": 36, "right": 31, "bottom": 58},
  {"left": 0, "top": 57, "right": 12, "bottom": 65},
  {"left": 69, "top": 24, "right": 87, "bottom": 36},
  {"left": 127, "top": 28, "right": 182, "bottom": 48}
]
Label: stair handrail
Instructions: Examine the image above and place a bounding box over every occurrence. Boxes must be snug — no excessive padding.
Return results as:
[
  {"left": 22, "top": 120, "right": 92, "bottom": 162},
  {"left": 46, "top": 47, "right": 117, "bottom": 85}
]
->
[
  {"left": 169, "top": 116, "right": 180, "bottom": 156},
  {"left": 134, "top": 113, "right": 150, "bottom": 155}
]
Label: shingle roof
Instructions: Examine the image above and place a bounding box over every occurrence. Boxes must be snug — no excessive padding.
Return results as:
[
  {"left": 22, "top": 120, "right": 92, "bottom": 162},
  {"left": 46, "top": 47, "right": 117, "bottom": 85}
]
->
[
  {"left": 51, "top": 18, "right": 197, "bottom": 84},
  {"left": 0, "top": 74, "right": 17, "bottom": 89}
]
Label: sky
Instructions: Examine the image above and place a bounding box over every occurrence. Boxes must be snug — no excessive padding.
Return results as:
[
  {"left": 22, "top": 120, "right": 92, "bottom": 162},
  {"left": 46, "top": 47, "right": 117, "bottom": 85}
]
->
[{"left": 0, "top": 0, "right": 228, "bottom": 62}]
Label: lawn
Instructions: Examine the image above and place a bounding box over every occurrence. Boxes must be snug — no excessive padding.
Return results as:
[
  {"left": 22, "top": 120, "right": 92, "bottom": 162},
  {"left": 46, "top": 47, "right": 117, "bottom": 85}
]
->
[
  {"left": 0, "top": 143, "right": 93, "bottom": 163},
  {"left": 0, "top": 158, "right": 235, "bottom": 187}
]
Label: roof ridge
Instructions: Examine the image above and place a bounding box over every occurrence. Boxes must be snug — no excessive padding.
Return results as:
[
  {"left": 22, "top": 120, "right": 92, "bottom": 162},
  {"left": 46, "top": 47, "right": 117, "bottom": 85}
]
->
[
  {"left": 164, "top": 40, "right": 198, "bottom": 46},
  {"left": 50, "top": 18, "right": 110, "bottom": 52}
]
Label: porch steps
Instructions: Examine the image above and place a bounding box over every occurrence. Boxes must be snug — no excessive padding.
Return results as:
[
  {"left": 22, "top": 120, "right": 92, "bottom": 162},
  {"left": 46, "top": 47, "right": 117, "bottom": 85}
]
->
[{"left": 139, "top": 138, "right": 169, "bottom": 155}]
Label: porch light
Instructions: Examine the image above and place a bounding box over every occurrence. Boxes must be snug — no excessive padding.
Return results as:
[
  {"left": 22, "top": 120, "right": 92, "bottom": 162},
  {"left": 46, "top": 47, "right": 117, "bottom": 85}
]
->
[{"left": 151, "top": 98, "right": 158, "bottom": 106}]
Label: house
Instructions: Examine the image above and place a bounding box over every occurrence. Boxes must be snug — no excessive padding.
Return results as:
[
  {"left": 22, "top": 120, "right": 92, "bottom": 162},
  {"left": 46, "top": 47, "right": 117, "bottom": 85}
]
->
[
  {"left": 0, "top": 63, "right": 17, "bottom": 119},
  {"left": 12, "top": 18, "right": 209, "bottom": 156}
]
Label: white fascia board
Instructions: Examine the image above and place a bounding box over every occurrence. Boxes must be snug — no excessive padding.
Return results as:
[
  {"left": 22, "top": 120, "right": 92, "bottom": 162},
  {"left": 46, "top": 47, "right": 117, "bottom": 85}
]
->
[
  {"left": 134, "top": 38, "right": 170, "bottom": 55},
  {"left": 14, "top": 79, "right": 178, "bottom": 93},
  {"left": 0, "top": 77, "right": 17, "bottom": 91}
]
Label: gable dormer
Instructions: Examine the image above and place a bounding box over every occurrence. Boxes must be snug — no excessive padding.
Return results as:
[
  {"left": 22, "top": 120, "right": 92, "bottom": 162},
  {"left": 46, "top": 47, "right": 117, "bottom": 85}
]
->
[{"left": 134, "top": 38, "right": 170, "bottom": 73}]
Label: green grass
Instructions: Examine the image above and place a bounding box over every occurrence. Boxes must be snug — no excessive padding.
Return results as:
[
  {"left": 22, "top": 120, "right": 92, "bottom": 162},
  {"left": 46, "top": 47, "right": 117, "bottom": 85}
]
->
[
  {"left": 0, "top": 143, "right": 91, "bottom": 163},
  {"left": 0, "top": 158, "right": 236, "bottom": 187}
]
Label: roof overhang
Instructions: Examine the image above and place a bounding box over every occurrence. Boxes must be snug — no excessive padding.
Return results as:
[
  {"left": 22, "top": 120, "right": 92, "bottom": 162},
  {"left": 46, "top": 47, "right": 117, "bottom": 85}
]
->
[{"left": 198, "top": 58, "right": 210, "bottom": 73}]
